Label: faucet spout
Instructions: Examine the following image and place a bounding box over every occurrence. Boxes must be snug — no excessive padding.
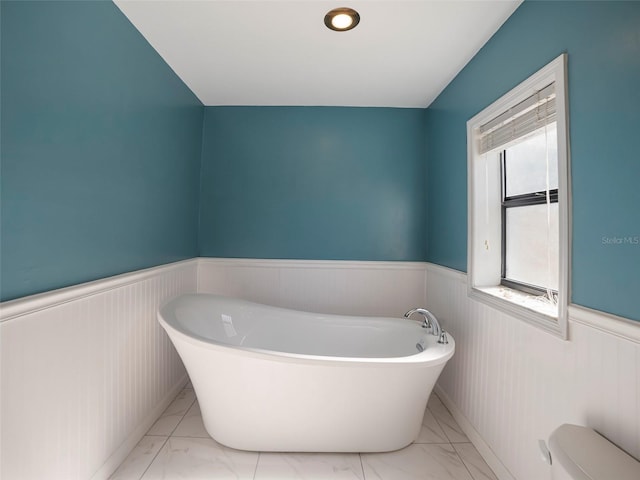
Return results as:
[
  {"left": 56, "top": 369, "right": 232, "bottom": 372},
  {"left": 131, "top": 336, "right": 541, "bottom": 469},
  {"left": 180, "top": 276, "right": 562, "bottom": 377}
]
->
[{"left": 404, "top": 308, "right": 442, "bottom": 338}]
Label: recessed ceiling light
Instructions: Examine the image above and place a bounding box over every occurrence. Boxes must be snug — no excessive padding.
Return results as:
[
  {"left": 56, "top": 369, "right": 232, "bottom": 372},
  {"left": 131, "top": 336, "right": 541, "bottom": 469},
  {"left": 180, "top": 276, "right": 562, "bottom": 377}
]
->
[{"left": 324, "top": 7, "right": 360, "bottom": 32}]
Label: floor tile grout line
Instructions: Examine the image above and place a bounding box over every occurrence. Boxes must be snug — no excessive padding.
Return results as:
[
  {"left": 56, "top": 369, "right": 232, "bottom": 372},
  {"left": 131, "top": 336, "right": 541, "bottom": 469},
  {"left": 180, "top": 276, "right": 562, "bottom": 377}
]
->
[
  {"left": 431, "top": 414, "right": 455, "bottom": 444},
  {"left": 414, "top": 438, "right": 456, "bottom": 445},
  {"left": 131, "top": 389, "right": 195, "bottom": 480},
  {"left": 358, "top": 452, "right": 366, "bottom": 480},
  {"left": 428, "top": 404, "right": 469, "bottom": 444},
  {"left": 146, "top": 388, "right": 195, "bottom": 437},
  {"left": 453, "top": 446, "right": 480, "bottom": 480},
  {"left": 421, "top": 442, "right": 457, "bottom": 446},
  {"left": 136, "top": 436, "right": 170, "bottom": 480},
  {"left": 252, "top": 452, "right": 261, "bottom": 480},
  {"left": 166, "top": 394, "right": 196, "bottom": 438},
  {"left": 453, "top": 443, "right": 498, "bottom": 480}
]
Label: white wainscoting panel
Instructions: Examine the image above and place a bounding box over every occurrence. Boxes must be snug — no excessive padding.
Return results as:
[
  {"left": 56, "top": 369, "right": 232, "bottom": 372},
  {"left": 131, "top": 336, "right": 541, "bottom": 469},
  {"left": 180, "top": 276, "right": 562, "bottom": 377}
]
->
[
  {"left": 0, "top": 260, "right": 198, "bottom": 480},
  {"left": 426, "top": 263, "right": 640, "bottom": 480},
  {"left": 198, "top": 258, "right": 428, "bottom": 317},
  {"left": 7, "top": 258, "right": 636, "bottom": 480}
]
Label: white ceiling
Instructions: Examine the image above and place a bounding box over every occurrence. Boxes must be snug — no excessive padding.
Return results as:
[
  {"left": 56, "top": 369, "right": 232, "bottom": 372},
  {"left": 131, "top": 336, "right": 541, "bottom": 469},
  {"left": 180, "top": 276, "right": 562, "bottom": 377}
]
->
[{"left": 114, "top": 0, "right": 522, "bottom": 108}]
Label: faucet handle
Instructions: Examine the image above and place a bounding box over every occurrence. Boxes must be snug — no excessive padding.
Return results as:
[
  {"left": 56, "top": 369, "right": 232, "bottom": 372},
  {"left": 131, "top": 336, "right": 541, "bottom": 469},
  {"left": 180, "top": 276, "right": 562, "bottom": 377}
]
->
[{"left": 438, "top": 331, "right": 449, "bottom": 344}]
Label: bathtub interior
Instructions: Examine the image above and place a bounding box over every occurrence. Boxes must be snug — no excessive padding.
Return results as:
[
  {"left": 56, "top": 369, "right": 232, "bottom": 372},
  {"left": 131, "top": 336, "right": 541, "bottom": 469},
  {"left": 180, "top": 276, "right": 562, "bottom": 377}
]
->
[{"left": 161, "top": 294, "right": 450, "bottom": 359}]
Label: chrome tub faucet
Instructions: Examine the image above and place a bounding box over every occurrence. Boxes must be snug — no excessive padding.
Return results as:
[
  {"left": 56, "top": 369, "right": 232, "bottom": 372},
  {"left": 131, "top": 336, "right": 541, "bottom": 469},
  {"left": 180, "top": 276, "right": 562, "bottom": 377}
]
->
[{"left": 404, "top": 308, "right": 448, "bottom": 344}]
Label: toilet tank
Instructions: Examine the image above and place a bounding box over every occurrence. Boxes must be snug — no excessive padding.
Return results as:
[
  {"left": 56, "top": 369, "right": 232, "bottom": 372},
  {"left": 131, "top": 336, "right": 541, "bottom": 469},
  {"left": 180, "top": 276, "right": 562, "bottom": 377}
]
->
[{"left": 548, "top": 424, "right": 640, "bottom": 480}]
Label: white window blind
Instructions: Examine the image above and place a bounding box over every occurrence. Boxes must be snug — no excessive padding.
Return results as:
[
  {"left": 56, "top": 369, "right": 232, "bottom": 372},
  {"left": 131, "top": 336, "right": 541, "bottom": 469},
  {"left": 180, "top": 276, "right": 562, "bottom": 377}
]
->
[{"left": 479, "top": 82, "right": 556, "bottom": 154}]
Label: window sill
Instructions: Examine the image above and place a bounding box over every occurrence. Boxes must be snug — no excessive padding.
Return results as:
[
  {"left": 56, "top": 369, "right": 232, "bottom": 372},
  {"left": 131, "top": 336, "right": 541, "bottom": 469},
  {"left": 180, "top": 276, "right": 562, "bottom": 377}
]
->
[
  {"left": 468, "top": 284, "right": 566, "bottom": 339},
  {"left": 478, "top": 285, "right": 558, "bottom": 317}
]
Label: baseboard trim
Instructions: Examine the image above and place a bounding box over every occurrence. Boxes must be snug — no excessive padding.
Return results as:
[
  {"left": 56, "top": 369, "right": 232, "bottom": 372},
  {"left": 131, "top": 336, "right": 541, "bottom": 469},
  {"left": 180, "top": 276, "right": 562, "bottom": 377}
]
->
[
  {"left": 90, "top": 374, "right": 189, "bottom": 480},
  {"left": 434, "top": 384, "right": 516, "bottom": 480}
]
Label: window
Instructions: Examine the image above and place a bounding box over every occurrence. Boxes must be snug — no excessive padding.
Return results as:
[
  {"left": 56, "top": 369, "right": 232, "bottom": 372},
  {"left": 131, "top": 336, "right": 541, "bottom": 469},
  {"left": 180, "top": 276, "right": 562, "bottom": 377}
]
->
[
  {"left": 501, "top": 123, "right": 559, "bottom": 295},
  {"left": 467, "top": 54, "right": 570, "bottom": 338}
]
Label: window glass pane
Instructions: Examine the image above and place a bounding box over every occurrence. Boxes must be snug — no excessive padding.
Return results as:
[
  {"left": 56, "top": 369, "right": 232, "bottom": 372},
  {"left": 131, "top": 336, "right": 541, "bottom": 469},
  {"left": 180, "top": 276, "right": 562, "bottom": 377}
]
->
[
  {"left": 505, "top": 123, "right": 558, "bottom": 197},
  {"left": 505, "top": 203, "right": 559, "bottom": 290}
]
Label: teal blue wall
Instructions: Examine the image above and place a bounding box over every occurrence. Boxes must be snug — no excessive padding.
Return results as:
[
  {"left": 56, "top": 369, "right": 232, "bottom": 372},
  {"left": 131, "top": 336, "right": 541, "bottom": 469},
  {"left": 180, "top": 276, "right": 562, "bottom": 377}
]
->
[
  {"left": 4, "top": 1, "right": 638, "bottom": 322},
  {"left": 199, "top": 107, "right": 427, "bottom": 261},
  {"left": 426, "top": 0, "right": 640, "bottom": 321},
  {"left": 1, "top": 1, "right": 204, "bottom": 301}
]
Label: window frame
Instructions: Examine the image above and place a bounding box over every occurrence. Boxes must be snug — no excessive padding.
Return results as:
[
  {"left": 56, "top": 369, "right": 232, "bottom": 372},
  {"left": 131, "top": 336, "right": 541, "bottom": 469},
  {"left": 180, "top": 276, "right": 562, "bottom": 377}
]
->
[{"left": 466, "top": 54, "right": 571, "bottom": 339}]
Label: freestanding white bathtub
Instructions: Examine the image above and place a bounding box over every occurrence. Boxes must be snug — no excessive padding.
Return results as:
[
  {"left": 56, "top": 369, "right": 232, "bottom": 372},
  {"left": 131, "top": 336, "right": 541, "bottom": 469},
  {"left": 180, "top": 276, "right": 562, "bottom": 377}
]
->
[{"left": 158, "top": 294, "right": 455, "bottom": 452}]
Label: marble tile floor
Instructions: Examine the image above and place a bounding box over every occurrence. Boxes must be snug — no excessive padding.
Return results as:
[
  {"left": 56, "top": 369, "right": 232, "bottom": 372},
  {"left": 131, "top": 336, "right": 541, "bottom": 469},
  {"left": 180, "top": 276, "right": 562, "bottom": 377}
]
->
[{"left": 110, "top": 383, "right": 497, "bottom": 480}]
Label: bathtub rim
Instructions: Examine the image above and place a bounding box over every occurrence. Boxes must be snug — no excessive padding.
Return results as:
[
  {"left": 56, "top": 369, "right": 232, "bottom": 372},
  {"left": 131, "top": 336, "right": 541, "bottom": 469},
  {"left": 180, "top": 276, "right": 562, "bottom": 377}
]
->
[{"left": 158, "top": 295, "right": 455, "bottom": 368}]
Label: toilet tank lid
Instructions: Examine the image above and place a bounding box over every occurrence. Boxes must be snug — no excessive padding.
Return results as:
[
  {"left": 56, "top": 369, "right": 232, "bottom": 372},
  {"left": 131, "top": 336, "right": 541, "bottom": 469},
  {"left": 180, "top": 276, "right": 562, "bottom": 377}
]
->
[{"left": 549, "top": 424, "right": 640, "bottom": 480}]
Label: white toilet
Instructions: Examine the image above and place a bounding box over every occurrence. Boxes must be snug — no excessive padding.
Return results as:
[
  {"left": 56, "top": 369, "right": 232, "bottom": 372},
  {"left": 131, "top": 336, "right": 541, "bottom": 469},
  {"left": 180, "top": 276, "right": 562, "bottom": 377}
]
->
[{"left": 547, "top": 424, "right": 640, "bottom": 480}]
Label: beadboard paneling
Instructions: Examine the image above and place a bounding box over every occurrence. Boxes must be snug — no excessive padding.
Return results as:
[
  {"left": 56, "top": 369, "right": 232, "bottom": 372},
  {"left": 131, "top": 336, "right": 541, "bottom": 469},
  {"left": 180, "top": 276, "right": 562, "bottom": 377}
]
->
[
  {"left": 426, "top": 263, "right": 640, "bottom": 480},
  {"left": 0, "top": 260, "right": 197, "bottom": 480},
  {"left": 6, "top": 258, "right": 636, "bottom": 480},
  {"left": 197, "top": 258, "right": 428, "bottom": 317}
]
